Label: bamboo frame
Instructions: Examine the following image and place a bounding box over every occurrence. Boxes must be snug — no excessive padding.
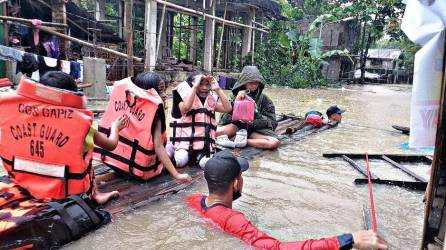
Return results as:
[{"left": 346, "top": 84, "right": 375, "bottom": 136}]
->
[{"left": 154, "top": 0, "right": 269, "bottom": 34}]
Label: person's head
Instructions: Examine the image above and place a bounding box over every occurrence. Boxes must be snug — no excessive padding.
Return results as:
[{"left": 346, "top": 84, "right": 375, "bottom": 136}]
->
[
  {"left": 40, "top": 71, "right": 78, "bottom": 92},
  {"left": 233, "top": 66, "right": 266, "bottom": 98},
  {"left": 134, "top": 72, "right": 167, "bottom": 106},
  {"left": 326, "top": 105, "right": 345, "bottom": 122},
  {"left": 204, "top": 150, "right": 249, "bottom": 202},
  {"left": 186, "top": 70, "right": 212, "bottom": 98}
]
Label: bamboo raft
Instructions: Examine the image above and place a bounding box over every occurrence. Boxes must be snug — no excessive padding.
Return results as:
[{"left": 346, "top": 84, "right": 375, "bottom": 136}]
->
[{"left": 96, "top": 114, "right": 338, "bottom": 214}]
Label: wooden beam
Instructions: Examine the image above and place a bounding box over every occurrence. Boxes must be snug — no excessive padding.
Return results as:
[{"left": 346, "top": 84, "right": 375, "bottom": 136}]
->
[
  {"left": 342, "top": 155, "right": 379, "bottom": 179},
  {"left": 203, "top": 0, "right": 215, "bottom": 72},
  {"left": 189, "top": 16, "right": 197, "bottom": 64},
  {"left": 125, "top": 0, "right": 134, "bottom": 76},
  {"left": 153, "top": 0, "right": 269, "bottom": 34},
  {"left": 14, "top": 21, "right": 142, "bottom": 61},
  {"left": 156, "top": 3, "right": 167, "bottom": 61},
  {"left": 144, "top": 0, "right": 157, "bottom": 71},
  {"left": 242, "top": 8, "right": 254, "bottom": 61},
  {"left": 381, "top": 155, "right": 427, "bottom": 182},
  {"left": 216, "top": 3, "right": 226, "bottom": 70},
  {"left": 354, "top": 178, "right": 427, "bottom": 190},
  {"left": 0, "top": 15, "right": 68, "bottom": 28}
]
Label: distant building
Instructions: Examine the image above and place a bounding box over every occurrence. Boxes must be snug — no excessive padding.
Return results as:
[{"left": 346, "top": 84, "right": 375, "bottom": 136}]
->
[
  {"left": 356, "top": 49, "right": 410, "bottom": 84},
  {"left": 296, "top": 18, "right": 361, "bottom": 81}
]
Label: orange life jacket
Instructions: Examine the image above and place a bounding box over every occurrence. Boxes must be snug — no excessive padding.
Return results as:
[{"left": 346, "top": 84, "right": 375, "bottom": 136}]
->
[
  {"left": 0, "top": 78, "right": 94, "bottom": 201},
  {"left": 170, "top": 81, "right": 217, "bottom": 157},
  {"left": 94, "top": 77, "right": 165, "bottom": 180}
]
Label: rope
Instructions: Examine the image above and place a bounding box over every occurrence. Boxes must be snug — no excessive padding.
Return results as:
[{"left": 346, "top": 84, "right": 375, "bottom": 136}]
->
[{"left": 365, "top": 152, "right": 378, "bottom": 233}]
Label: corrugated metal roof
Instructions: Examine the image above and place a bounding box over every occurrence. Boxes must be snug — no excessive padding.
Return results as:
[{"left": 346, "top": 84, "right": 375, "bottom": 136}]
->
[{"left": 367, "top": 49, "right": 402, "bottom": 60}]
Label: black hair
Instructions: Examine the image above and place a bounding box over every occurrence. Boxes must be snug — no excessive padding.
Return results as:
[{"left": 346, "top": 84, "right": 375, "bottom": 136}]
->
[
  {"left": 186, "top": 70, "right": 209, "bottom": 86},
  {"left": 207, "top": 181, "right": 232, "bottom": 196},
  {"left": 134, "top": 72, "right": 165, "bottom": 92},
  {"left": 40, "top": 71, "right": 78, "bottom": 92}
]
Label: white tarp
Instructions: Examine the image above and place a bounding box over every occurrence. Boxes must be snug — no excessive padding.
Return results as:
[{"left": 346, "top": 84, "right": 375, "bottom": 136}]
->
[{"left": 401, "top": 0, "right": 446, "bottom": 148}]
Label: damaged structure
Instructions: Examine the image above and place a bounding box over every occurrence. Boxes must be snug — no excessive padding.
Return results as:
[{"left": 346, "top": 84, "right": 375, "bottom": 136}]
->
[{"left": 0, "top": 0, "right": 282, "bottom": 87}]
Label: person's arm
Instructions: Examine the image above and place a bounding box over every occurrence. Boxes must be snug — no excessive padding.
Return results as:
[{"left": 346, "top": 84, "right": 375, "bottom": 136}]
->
[
  {"left": 211, "top": 78, "right": 232, "bottom": 113},
  {"left": 94, "top": 116, "right": 126, "bottom": 151},
  {"left": 222, "top": 212, "right": 387, "bottom": 250},
  {"left": 179, "top": 75, "right": 202, "bottom": 115},
  {"left": 251, "top": 96, "right": 278, "bottom": 130},
  {"left": 222, "top": 211, "right": 341, "bottom": 250},
  {"left": 153, "top": 120, "right": 192, "bottom": 183}
]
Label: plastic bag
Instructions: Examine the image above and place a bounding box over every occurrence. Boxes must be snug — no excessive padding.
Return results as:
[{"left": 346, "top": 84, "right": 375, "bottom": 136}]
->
[{"left": 232, "top": 97, "right": 255, "bottom": 123}]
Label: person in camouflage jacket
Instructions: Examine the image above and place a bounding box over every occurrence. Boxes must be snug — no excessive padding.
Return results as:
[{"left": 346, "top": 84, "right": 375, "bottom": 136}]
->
[{"left": 217, "top": 66, "right": 280, "bottom": 150}]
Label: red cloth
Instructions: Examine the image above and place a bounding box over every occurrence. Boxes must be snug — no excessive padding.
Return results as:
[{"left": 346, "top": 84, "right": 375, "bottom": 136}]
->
[
  {"left": 306, "top": 114, "right": 323, "bottom": 128},
  {"left": 187, "top": 194, "right": 341, "bottom": 250},
  {"left": 31, "top": 19, "right": 43, "bottom": 46}
]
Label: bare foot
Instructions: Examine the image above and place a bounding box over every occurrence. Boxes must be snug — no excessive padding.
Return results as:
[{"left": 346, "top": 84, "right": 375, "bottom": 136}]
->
[{"left": 93, "top": 190, "right": 119, "bottom": 205}]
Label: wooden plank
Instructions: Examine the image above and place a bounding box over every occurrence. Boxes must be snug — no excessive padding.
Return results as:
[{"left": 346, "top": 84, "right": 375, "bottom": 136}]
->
[
  {"left": 125, "top": 0, "right": 134, "bottom": 75},
  {"left": 341, "top": 155, "right": 379, "bottom": 179},
  {"left": 323, "top": 153, "right": 432, "bottom": 163},
  {"left": 382, "top": 155, "right": 427, "bottom": 182},
  {"left": 354, "top": 178, "right": 427, "bottom": 191}
]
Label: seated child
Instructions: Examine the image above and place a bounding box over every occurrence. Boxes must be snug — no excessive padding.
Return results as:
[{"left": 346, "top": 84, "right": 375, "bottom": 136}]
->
[
  {"left": 0, "top": 71, "right": 121, "bottom": 204},
  {"left": 216, "top": 66, "right": 280, "bottom": 150},
  {"left": 170, "top": 71, "right": 232, "bottom": 169},
  {"left": 94, "top": 72, "right": 191, "bottom": 182}
]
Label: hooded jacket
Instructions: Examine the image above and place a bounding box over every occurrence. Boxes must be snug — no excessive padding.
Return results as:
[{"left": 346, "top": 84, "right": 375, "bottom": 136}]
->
[{"left": 219, "top": 66, "right": 278, "bottom": 132}]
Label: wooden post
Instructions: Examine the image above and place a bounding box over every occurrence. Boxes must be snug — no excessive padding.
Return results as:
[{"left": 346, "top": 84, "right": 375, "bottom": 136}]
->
[
  {"left": 51, "top": 0, "right": 67, "bottom": 59},
  {"left": 216, "top": 3, "right": 227, "bottom": 70},
  {"left": 241, "top": 8, "right": 254, "bottom": 64},
  {"left": 125, "top": 0, "right": 134, "bottom": 76},
  {"left": 144, "top": 0, "right": 157, "bottom": 71},
  {"left": 251, "top": 9, "right": 256, "bottom": 65},
  {"left": 95, "top": 0, "right": 106, "bottom": 21},
  {"left": 189, "top": 16, "right": 198, "bottom": 64},
  {"left": 155, "top": 5, "right": 167, "bottom": 59},
  {"left": 118, "top": 0, "right": 124, "bottom": 39},
  {"left": 203, "top": 0, "right": 216, "bottom": 72}
]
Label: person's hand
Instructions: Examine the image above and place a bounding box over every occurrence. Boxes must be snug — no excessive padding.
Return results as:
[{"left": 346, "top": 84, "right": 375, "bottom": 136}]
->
[
  {"left": 192, "top": 75, "right": 203, "bottom": 89},
  {"left": 352, "top": 230, "right": 388, "bottom": 250},
  {"left": 112, "top": 115, "right": 127, "bottom": 132},
  {"left": 236, "top": 91, "right": 246, "bottom": 101},
  {"left": 174, "top": 173, "right": 192, "bottom": 183},
  {"left": 211, "top": 77, "right": 220, "bottom": 91}
]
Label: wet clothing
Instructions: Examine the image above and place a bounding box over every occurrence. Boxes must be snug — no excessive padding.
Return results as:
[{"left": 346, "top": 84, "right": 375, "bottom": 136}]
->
[
  {"left": 187, "top": 194, "right": 354, "bottom": 250},
  {"left": 219, "top": 66, "right": 278, "bottom": 138}
]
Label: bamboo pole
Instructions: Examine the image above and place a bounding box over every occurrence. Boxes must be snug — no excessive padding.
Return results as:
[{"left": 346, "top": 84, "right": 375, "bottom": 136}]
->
[
  {"left": 216, "top": 3, "right": 226, "bottom": 70},
  {"left": 0, "top": 15, "right": 68, "bottom": 28},
  {"left": 153, "top": 0, "right": 269, "bottom": 34},
  {"left": 156, "top": 3, "right": 167, "bottom": 60},
  {"left": 11, "top": 20, "right": 142, "bottom": 61},
  {"left": 125, "top": 0, "right": 134, "bottom": 75}
]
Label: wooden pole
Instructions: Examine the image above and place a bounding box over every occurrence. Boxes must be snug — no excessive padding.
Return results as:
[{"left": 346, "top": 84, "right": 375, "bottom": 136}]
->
[
  {"left": 144, "top": 0, "right": 157, "bottom": 71},
  {"left": 203, "top": 0, "right": 216, "bottom": 72},
  {"left": 156, "top": 3, "right": 167, "bottom": 60},
  {"left": 125, "top": 0, "right": 134, "bottom": 76},
  {"left": 0, "top": 15, "right": 68, "bottom": 28},
  {"left": 216, "top": 3, "right": 226, "bottom": 70},
  {"left": 251, "top": 9, "right": 256, "bottom": 65},
  {"left": 153, "top": 0, "right": 268, "bottom": 34}
]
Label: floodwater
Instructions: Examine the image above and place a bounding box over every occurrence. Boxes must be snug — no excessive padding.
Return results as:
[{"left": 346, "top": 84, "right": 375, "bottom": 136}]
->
[{"left": 64, "top": 84, "right": 426, "bottom": 250}]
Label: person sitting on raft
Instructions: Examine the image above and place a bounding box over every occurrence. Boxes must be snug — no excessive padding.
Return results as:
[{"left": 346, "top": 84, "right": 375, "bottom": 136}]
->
[
  {"left": 305, "top": 105, "right": 346, "bottom": 127},
  {"left": 0, "top": 71, "right": 122, "bottom": 205},
  {"left": 170, "top": 71, "right": 232, "bottom": 169},
  {"left": 187, "top": 150, "right": 388, "bottom": 250},
  {"left": 94, "top": 72, "right": 191, "bottom": 183},
  {"left": 216, "top": 66, "right": 280, "bottom": 150}
]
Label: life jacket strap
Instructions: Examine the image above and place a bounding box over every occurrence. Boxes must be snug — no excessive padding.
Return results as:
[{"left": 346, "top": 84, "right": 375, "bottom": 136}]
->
[
  {"left": 185, "top": 108, "right": 215, "bottom": 119},
  {"left": 97, "top": 126, "right": 156, "bottom": 156},
  {"left": 93, "top": 147, "right": 160, "bottom": 173}
]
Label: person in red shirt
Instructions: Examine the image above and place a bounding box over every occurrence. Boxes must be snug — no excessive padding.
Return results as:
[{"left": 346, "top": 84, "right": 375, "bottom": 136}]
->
[{"left": 187, "top": 150, "right": 387, "bottom": 250}]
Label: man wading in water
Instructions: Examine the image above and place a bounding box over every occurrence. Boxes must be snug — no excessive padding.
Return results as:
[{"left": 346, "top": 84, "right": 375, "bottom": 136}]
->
[{"left": 187, "top": 150, "right": 388, "bottom": 250}]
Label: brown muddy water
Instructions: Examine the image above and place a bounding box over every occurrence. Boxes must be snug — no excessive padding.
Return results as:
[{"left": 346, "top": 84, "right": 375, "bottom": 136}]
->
[{"left": 63, "top": 84, "right": 426, "bottom": 250}]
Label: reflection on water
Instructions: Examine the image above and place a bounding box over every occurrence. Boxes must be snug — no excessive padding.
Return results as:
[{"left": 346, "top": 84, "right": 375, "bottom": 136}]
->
[{"left": 66, "top": 84, "right": 424, "bottom": 250}]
